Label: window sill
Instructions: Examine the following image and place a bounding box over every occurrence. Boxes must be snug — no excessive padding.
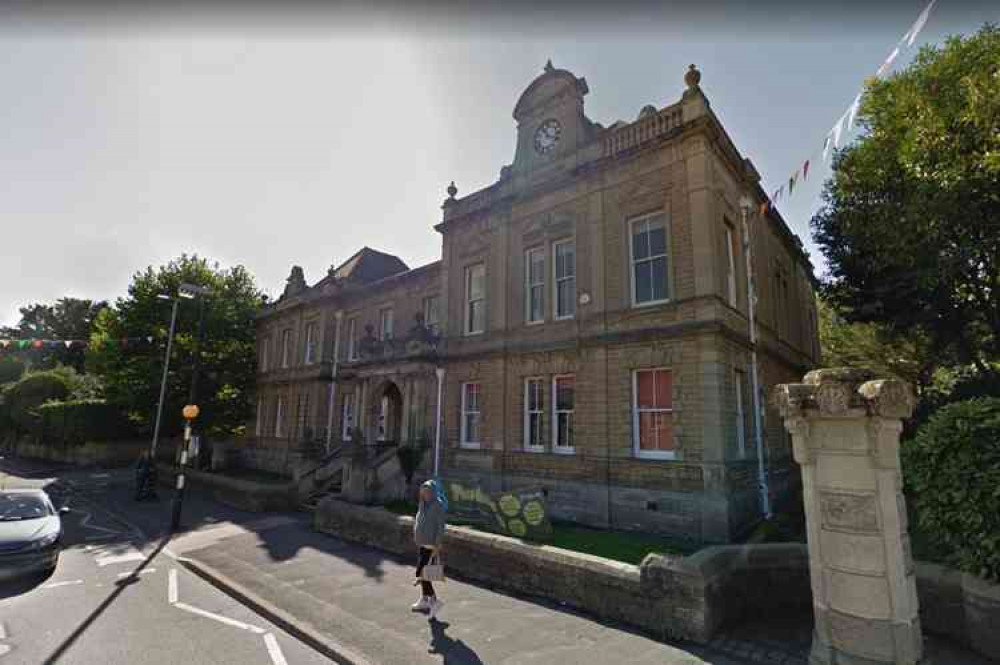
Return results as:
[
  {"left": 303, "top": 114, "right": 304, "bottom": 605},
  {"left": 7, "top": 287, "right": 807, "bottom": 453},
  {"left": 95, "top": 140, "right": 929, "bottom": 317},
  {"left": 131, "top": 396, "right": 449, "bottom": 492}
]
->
[
  {"left": 553, "top": 446, "right": 576, "bottom": 455},
  {"left": 459, "top": 442, "right": 481, "bottom": 450},
  {"left": 635, "top": 450, "right": 677, "bottom": 461},
  {"left": 553, "top": 315, "right": 575, "bottom": 322},
  {"left": 631, "top": 298, "right": 672, "bottom": 309},
  {"left": 463, "top": 330, "right": 485, "bottom": 337},
  {"left": 523, "top": 445, "right": 545, "bottom": 453},
  {"left": 525, "top": 320, "right": 544, "bottom": 327}
]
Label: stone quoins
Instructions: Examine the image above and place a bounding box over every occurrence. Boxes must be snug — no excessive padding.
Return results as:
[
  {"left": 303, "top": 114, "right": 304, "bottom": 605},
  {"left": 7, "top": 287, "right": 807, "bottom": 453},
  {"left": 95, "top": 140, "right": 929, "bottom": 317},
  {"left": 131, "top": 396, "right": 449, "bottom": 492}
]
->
[{"left": 771, "top": 367, "right": 915, "bottom": 421}]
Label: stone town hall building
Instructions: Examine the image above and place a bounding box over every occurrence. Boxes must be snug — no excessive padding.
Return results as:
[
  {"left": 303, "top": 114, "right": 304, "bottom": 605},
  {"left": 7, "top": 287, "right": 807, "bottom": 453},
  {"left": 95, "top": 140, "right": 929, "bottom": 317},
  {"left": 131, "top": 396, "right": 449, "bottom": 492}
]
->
[{"left": 250, "top": 62, "right": 820, "bottom": 544}]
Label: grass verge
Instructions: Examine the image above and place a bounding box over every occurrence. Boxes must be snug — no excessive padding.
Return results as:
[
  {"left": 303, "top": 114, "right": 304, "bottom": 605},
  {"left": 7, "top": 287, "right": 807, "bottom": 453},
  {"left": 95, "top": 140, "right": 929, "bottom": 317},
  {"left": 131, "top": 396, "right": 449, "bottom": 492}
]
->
[{"left": 382, "top": 499, "right": 691, "bottom": 565}]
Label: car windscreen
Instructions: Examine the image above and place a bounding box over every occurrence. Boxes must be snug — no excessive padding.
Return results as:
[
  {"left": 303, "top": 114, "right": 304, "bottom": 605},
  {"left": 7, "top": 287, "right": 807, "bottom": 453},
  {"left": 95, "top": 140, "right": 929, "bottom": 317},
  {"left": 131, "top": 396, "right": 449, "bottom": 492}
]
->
[{"left": 0, "top": 494, "right": 51, "bottom": 521}]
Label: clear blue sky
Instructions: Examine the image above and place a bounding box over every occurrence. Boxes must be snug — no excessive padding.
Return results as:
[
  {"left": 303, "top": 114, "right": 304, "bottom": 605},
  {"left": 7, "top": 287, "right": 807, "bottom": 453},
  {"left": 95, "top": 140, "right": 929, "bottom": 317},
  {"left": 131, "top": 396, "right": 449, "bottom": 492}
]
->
[{"left": 0, "top": 2, "right": 995, "bottom": 327}]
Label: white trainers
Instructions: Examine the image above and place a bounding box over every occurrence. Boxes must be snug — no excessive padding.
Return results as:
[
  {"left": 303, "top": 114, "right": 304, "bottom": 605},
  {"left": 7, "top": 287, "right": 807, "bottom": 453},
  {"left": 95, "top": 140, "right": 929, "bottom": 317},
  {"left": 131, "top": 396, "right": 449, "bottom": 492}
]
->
[
  {"left": 428, "top": 598, "right": 444, "bottom": 619},
  {"left": 411, "top": 596, "right": 431, "bottom": 611}
]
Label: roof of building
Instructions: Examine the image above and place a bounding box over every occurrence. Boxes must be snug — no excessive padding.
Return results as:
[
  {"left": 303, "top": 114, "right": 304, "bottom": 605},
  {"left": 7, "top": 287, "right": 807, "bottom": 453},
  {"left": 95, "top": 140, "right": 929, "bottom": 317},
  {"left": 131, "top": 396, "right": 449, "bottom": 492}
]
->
[{"left": 329, "top": 247, "right": 409, "bottom": 284}]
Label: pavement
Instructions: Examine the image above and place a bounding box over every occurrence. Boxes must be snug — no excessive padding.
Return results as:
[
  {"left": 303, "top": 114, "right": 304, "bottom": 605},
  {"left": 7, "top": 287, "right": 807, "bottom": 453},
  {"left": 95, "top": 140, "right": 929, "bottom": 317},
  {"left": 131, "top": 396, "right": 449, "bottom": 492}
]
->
[
  {"left": 1, "top": 455, "right": 992, "bottom": 665},
  {"left": 0, "top": 456, "right": 329, "bottom": 665}
]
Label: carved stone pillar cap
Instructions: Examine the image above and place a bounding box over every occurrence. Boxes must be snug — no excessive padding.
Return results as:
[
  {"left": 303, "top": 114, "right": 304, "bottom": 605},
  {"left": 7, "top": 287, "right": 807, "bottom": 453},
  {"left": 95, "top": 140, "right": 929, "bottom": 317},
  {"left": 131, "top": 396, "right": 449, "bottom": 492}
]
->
[{"left": 773, "top": 367, "right": 914, "bottom": 419}]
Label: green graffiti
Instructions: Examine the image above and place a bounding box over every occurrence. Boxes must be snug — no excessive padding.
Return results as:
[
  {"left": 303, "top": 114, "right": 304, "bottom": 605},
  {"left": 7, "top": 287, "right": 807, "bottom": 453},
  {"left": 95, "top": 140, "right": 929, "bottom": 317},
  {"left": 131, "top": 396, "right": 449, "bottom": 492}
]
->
[{"left": 523, "top": 500, "right": 544, "bottom": 526}]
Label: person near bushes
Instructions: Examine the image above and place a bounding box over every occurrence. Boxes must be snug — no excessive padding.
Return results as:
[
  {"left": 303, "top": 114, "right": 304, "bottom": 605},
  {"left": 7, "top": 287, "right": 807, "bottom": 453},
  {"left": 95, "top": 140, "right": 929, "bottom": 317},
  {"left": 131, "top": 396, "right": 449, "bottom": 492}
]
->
[{"left": 412, "top": 479, "right": 447, "bottom": 618}]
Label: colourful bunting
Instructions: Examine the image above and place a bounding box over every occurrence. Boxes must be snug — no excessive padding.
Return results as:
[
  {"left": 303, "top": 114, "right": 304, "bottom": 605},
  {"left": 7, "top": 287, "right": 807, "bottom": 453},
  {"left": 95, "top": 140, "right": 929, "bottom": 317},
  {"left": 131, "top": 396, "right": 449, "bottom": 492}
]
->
[
  {"left": 766, "top": 0, "right": 935, "bottom": 213},
  {"left": 906, "top": 0, "right": 935, "bottom": 47},
  {"left": 846, "top": 93, "right": 862, "bottom": 131}
]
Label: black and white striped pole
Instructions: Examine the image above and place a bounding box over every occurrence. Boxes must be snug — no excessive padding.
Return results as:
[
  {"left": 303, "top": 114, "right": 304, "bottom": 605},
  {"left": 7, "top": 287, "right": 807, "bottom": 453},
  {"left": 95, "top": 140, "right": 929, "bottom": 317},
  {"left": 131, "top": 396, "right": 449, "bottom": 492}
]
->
[{"left": 171, "top": 404, "right": 199, "bottom": 531}]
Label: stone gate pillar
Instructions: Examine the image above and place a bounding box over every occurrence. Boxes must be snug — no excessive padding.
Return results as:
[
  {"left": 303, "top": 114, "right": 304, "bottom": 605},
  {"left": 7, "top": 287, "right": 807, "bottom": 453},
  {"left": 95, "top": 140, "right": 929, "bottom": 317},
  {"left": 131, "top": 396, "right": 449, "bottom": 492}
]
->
[{"left": 773, "top": 368, "right": 923, "bottom": 665}]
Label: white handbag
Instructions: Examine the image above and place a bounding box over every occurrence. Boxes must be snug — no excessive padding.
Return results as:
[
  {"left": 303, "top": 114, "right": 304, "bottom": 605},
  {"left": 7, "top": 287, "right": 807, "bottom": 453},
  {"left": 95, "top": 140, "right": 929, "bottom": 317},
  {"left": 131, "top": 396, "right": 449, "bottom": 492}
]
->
[{"left": 421, "top": 552, "right": 445, "bottom": 582}]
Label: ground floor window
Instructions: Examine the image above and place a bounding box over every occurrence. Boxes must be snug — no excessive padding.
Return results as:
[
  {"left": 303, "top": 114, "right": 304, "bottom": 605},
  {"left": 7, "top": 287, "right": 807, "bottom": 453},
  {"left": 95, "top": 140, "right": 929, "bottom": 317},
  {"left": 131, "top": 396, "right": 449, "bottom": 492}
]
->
[
  {"left": 524, "top": 378, "right": 544, "bottom": 451},
  {"left": 633, "top": 368, "right": 674, "bottom": 459},
  {"left": 552, "top": 375, "right": 575, "bottom": 453},
  {"left": 275, "top": 396, "right": 285, "bottom": 439},
  {"left": 255, "top": 397, "right": 263, "bottom": 437},
  {"left": 341, "top": 393, "right": 355, "bottom": 442},
  {"left": 461, "top": 382, "right": 481, "bottom": 448}
]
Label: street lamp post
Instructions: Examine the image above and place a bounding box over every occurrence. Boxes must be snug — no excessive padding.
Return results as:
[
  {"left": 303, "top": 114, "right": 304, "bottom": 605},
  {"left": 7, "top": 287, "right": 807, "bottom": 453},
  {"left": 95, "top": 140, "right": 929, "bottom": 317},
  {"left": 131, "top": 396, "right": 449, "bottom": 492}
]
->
[{"left": 150, "top": 296, "right": 182, "bottom": 462}]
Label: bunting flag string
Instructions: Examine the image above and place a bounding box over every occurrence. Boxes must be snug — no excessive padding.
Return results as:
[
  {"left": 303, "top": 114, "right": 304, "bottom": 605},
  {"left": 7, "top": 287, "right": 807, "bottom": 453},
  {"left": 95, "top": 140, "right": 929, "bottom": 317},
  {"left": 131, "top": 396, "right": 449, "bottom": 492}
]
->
[
  {"left": 0, "top": 336, "right": 157, "bottom": 353},
  {"left": 761, "top": 0, "right": 936, "bottom": 215}
]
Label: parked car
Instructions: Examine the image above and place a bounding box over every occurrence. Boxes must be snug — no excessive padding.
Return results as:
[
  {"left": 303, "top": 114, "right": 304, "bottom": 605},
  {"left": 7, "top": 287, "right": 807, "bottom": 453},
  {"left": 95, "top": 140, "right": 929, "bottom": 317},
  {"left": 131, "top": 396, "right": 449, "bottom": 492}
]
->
[{"left": 0, "top": 489, "right": 68, "bottom": 580}]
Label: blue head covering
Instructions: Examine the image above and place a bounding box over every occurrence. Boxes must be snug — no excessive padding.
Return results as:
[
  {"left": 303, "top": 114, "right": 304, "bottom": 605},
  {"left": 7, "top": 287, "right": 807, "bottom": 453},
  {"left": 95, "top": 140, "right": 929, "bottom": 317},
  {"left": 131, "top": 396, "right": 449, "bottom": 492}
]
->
[{"left": 422, "top": 479, "right": 448, "bottom": 513}]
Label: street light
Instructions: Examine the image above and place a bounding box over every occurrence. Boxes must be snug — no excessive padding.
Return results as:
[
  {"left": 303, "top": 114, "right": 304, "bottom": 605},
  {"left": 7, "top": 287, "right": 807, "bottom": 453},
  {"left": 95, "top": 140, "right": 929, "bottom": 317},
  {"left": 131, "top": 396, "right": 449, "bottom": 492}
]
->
[{"left": 149, "top": 289, "right": 195, "bottom": 463}]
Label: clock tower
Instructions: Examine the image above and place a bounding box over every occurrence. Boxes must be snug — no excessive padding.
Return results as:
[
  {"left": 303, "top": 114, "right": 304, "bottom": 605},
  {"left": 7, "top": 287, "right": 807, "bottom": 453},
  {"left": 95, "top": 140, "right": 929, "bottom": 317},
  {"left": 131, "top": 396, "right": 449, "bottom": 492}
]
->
[{"left": 510, "top": 60, "right": 597, "bottom": 176}]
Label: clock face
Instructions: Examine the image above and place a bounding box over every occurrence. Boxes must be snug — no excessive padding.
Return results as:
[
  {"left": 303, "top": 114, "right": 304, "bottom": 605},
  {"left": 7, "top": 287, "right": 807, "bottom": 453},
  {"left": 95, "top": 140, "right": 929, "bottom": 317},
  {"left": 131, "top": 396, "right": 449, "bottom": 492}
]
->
[{"left": 533, "top": 118, "right": 562, "bottom": 154}]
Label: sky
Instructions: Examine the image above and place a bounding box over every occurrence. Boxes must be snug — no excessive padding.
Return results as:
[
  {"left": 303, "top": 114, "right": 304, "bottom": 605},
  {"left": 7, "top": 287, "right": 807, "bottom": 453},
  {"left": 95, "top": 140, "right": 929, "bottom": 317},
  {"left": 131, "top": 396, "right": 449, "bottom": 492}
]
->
[{"left": 0, "top": 1, "right": 995, "bottom": 328}]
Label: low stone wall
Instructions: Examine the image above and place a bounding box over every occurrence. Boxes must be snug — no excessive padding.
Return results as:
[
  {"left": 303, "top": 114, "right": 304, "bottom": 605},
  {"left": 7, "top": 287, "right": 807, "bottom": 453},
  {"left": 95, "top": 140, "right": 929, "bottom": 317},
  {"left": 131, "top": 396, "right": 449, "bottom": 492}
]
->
[
  {"left": 156, "top": 463, "right": 297, "bottom": 513},
  {"left": 13, "top": 439, "right": 147, "bottom": 467},
  {"left": 916, "top": 561, "right": 1000, "bottom": 659},
  {"left": 314, "top": 498, "right": 806, "bottom": 643},
  {"left": 238, "top": 437, "right": 294, "bottom": 477},
  {"left": 313, "top": 499, "right": 1000, "bottom": 658}
]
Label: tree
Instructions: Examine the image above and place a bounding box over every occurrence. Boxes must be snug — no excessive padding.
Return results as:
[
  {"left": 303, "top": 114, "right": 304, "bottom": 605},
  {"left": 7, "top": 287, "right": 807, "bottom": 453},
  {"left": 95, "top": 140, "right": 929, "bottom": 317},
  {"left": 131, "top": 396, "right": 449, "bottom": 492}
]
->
[
  {"left": 0, "top": 298, "right": 108, "bottom": 372},
  {"left": 812, "top": 25, "right": 1000, "bottom": 374},
  {"left": 817, "top": 299, "right": 933, "bottom": 390},
  {"left": 88, "top": 255, "right": 265, "bottom": 439}
]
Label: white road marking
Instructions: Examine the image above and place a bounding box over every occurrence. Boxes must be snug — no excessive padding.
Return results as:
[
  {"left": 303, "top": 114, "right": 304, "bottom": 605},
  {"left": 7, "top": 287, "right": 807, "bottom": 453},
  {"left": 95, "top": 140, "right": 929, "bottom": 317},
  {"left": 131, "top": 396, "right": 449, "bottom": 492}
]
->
[
  {"left": 94, "top": 542, "right": 145, "bottom": 567},
  {"left": 116, "top": 568, "right": 156, "bottom": 579},
  {"left": 90, "top": 473, "right": 110, "bottom": 478},
  {"left": 263, "top": 633, "right": 288, "bottom": 665},
  {"left": 0, "top": 622, "right": 6, "bottom": 639},
  {"left": 77, "top": 509, "right": 125, "bottom": 536},
  {"left": 173, "top": 602, "right": 266, "bottom": 634},
  {"left": 0, "top": 645, "right": 9, "bottom": 657},
  {"left": 42, "top": 580, "right": 84, "bottom": 589},
  {"left": 168, "top": 569, "right": 178, "bottom": 604}
]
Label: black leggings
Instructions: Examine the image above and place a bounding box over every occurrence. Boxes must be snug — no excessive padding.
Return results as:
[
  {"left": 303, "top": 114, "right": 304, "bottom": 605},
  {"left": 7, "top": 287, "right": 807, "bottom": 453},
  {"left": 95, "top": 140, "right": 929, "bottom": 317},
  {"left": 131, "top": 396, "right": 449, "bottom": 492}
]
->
[{"left": 415, "top": 546, "right": 436, "bottom": 597}]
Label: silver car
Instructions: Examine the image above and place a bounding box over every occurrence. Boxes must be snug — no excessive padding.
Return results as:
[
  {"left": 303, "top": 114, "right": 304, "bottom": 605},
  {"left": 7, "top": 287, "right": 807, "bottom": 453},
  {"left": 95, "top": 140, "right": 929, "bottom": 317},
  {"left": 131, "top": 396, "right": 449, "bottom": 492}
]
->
[{"left": 0, "top": 489, "right": 68, "bottom": 580}]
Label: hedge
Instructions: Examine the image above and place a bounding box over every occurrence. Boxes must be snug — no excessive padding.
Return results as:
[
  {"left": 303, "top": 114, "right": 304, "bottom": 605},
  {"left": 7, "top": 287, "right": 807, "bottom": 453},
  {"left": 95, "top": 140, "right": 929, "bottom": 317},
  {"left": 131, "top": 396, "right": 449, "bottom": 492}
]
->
[
  {"left": 35, "top": 399, "right": 135, "bottom": 445},
  {"left": 0, "top": 358, "right": 25, "bottom": 385},
  {"left": 3, "top": 370, "right": 72, "bottom": 434},
  {"left": 901, "top": 397, "right": 1000, "bottom": 582}
]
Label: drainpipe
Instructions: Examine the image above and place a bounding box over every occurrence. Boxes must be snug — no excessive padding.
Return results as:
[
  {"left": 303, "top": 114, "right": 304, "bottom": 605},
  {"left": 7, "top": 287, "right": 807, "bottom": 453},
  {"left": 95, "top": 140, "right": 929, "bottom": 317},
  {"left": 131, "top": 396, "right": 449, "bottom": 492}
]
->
[
  {"left": 324, "top": 311, "right": 344, "bottom": 455},
  {"left": 740, "top": 196, "right": 772, "bottom": 520},
  {"left": 433, "top": 366, "right": 445, "bottom": 477}
]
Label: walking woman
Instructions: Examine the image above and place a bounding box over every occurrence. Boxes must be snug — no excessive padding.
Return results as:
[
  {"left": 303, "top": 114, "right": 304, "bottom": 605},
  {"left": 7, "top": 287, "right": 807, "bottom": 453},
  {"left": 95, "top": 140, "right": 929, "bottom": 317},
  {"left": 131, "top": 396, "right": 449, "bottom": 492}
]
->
[{"left": 412, "top": 479, "right": 447, "bottom": 618}]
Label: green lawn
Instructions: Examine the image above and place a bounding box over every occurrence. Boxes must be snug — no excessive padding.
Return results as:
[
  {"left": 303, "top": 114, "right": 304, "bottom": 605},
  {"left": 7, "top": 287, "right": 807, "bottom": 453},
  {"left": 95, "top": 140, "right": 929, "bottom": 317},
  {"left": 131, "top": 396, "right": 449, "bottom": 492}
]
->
[{"left": 381, "top": 500, "right": 692, "bottom": 565}]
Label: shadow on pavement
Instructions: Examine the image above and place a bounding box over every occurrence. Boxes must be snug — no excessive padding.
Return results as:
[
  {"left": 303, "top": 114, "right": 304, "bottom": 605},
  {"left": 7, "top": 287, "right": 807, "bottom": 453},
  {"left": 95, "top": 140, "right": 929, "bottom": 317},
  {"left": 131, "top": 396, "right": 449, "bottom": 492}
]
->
[
  {"left": 39, "top": 532, "right": 171, "bottom": 665},
  {"left": 252, "top": 521, "right": 391, "bottom": 582},
  {"left": 0, "top": 569, "right": 56, "bottom": 602},
  {"left": 428, "top": 620, "right": 485, "bottom": 665}
]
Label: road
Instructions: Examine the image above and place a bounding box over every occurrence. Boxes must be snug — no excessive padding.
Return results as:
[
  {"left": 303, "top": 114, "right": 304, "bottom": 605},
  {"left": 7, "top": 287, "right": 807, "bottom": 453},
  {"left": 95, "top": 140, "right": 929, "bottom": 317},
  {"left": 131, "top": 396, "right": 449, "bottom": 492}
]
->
[{"left": 0, "top": 457, "right": 331, "bottom": 665}]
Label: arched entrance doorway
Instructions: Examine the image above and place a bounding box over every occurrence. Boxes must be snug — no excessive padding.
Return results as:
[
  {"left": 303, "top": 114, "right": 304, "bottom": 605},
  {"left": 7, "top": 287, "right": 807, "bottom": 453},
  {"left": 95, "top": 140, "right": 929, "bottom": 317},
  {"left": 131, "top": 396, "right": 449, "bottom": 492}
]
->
[{"left": 372, "top": 381, "right": 403, "bottom": 445}]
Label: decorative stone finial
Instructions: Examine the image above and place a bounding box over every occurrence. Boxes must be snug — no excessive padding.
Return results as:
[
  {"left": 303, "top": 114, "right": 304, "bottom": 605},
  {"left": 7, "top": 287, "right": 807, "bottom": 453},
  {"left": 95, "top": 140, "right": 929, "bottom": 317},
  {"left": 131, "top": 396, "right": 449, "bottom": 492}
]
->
[
  {"left": 773, "top": 367, "right": 915, "bottom": 420},
  {"left": 283, "top": 265, "right": 307, "bottom": 297},
  {"left": 544, "top": 59, "right": 554, "bottom": 73},
  {"left": 446, "top": 181, "right": 457, "bottom": 199},
  {"left": 684, "top": 64, "right": 701, "bottom": 89}
]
